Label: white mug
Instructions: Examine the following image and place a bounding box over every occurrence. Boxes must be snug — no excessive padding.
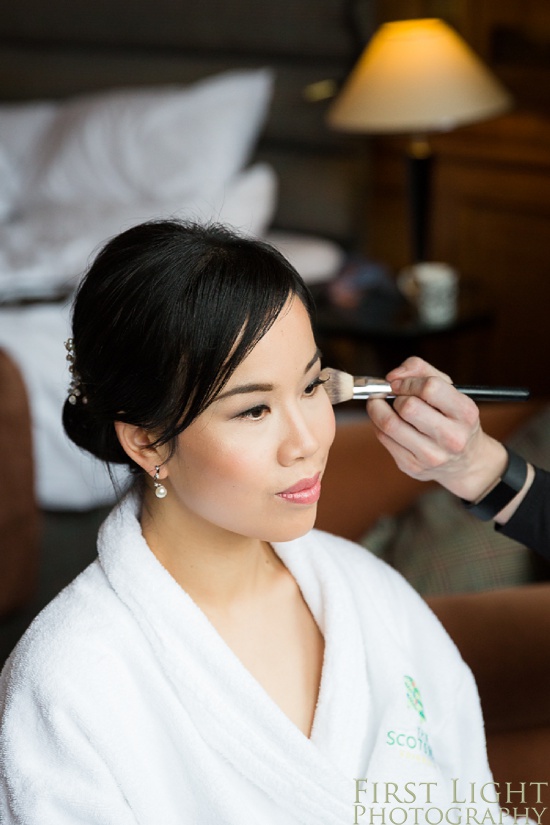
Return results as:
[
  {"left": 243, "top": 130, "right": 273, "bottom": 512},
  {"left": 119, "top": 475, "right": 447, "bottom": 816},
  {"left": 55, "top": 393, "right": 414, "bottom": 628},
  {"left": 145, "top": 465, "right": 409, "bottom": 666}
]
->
[{"left": 399, "top": 262, "right": 459, "bottom": 325}]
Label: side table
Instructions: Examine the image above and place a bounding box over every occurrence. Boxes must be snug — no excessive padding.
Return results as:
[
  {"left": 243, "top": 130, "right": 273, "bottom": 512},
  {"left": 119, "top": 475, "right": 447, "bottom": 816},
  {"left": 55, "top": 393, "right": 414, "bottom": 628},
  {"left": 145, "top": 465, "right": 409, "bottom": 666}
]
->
[{"left": 310, "top": 279, "right": 495, "bottom": 384}]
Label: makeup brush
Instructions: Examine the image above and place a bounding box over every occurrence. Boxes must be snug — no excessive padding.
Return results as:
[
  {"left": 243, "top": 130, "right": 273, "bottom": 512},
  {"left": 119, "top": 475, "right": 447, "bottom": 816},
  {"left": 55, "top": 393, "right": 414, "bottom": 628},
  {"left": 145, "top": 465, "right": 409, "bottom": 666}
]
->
[{"left": 320, "top": 367, "right": 531, "bottom": 404}]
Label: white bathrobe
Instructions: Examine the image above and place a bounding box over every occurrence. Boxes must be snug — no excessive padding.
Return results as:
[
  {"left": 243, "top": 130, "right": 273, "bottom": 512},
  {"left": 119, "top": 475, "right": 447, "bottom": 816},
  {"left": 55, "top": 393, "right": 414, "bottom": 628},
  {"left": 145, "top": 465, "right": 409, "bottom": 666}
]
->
[{"left": 0, "top": 492, "right": 518, "bottom": 824}]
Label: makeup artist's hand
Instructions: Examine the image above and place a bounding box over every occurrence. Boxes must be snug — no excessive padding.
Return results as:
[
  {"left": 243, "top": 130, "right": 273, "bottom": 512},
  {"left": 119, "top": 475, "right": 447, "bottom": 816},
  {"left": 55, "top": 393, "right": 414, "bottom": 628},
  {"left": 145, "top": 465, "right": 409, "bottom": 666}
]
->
[{"left": 366, "top": 356, "right": 510, "bottom": 504}]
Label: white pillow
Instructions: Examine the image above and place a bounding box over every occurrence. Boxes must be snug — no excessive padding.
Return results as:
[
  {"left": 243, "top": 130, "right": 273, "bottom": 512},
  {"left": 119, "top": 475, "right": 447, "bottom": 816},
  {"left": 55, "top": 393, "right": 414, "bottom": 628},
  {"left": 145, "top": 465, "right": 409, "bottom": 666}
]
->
[
  {"left": 0, "top": 100, "right": 59, "bottom": 219},
  {"left": 196, "top": 162, "right": 277, "bottom": 237},
  {"left": 265, "top": 231, "right": 345, "bottom": 283},
  {"left": 0, "top": 163, "right": 278, "bottom": 301},
  {"left": 0, "top": 146, "right": 16, "bottom": 221},
  {"left": 23, "top": 69, "right": 274, "bottom": 208}
]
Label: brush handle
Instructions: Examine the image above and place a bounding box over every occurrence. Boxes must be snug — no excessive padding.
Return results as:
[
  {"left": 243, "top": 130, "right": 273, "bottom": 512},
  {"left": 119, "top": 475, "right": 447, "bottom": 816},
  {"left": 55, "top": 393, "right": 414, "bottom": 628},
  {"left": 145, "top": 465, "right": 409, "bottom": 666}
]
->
[
  {"left": 453, "top": 385, "right": 530, "bottom": 402},
  {"left": 351, "top": 382, "right": 530, "bottom": 401}
]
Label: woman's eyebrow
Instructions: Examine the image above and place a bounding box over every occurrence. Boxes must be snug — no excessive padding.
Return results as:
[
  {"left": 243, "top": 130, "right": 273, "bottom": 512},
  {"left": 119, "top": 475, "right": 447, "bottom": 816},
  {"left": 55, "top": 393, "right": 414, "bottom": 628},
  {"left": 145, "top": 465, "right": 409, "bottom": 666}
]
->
[
  {"left": 216, "top": 349, "right": 322, "bottom": 401},
  {"left": 305, "top": 348, "right": 322, "bottom": 374}
]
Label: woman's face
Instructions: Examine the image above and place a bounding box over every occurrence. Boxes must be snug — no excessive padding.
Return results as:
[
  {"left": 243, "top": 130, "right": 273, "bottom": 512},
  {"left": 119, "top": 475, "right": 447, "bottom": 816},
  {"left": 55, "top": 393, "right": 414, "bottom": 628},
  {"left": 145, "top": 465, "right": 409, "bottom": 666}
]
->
[{"left": 164, "top": 297, "right": 336, "bottom": 543}]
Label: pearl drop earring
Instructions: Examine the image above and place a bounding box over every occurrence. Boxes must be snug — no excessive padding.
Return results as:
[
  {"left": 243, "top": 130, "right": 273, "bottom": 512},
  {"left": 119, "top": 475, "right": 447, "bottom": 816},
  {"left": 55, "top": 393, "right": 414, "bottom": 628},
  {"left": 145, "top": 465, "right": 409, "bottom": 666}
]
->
[{"left": 153, "top": 466, "right": 168, "bottom": 499}]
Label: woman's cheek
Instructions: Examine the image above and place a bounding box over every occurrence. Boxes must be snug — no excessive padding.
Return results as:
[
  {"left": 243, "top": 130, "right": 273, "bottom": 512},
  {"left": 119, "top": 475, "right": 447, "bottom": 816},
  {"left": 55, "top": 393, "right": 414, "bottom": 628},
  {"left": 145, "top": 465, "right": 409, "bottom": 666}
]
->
[{"left": 320, "top": 395, "right": 337, "bottom": 449}]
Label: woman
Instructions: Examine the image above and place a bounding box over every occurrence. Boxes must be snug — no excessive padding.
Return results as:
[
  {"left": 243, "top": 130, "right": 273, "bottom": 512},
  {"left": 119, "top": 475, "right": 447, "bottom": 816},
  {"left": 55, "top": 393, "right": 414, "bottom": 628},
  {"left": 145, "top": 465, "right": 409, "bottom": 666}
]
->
[{"left": 0, "top": 222, "right": 514, "bottom": 824}]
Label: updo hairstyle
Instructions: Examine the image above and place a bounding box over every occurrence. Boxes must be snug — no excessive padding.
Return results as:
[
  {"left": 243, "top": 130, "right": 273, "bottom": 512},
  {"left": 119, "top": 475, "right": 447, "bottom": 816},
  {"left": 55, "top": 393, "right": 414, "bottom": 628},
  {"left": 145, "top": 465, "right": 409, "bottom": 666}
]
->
[{"left": 62, "top": 220, "right": 314, "bottom": 472}]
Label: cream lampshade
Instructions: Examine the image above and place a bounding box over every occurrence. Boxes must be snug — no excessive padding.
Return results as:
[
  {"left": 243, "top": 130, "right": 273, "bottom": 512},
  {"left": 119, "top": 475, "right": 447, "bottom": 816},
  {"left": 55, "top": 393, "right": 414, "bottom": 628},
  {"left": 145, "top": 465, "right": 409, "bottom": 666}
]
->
[{"left": 327, "top": 18, "right": 513, "bottom": 262}]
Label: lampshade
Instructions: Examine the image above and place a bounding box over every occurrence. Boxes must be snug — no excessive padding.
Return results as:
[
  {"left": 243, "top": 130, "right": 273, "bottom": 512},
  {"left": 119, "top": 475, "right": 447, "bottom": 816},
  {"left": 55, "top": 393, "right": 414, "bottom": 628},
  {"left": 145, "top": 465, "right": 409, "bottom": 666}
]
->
[{"left": 328, "top": 18, "right": 513, "bottom": 134}]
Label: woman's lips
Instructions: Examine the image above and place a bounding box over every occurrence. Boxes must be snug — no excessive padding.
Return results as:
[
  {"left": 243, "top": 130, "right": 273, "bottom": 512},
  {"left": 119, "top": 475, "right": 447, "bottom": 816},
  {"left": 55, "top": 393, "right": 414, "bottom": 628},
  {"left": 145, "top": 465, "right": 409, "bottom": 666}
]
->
[{"left": 276, "top": 473, "right": 321, "bottom": 505}]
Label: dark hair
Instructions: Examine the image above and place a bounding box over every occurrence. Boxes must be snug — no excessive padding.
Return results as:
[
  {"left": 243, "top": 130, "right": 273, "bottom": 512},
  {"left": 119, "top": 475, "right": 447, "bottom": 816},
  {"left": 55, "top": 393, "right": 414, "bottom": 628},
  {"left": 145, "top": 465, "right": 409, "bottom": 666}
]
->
[{"left": 63, "top": 220, "right": 314, "bottom": 472}]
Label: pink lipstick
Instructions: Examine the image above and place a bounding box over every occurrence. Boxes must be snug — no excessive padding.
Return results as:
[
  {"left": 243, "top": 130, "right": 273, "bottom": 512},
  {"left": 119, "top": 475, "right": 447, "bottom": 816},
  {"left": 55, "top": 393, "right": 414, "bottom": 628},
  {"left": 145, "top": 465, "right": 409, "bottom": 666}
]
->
[{"left": 277, "top": 473, "right": 321, "bottom": 505}]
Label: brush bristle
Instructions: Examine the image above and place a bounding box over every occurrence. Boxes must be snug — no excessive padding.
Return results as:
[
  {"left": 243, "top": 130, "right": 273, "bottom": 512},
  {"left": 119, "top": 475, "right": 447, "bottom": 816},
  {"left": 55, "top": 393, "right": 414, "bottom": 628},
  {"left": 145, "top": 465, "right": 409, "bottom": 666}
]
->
[{"left": 320, "top": 367, "right": 355, "bottom": 405}]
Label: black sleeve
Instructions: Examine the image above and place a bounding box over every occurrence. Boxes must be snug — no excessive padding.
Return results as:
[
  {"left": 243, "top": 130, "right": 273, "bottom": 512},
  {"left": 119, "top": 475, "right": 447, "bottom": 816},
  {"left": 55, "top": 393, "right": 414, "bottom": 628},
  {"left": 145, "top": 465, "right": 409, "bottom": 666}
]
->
[{"left": 496, "top": 466, "right": 550, "bottom": 561}]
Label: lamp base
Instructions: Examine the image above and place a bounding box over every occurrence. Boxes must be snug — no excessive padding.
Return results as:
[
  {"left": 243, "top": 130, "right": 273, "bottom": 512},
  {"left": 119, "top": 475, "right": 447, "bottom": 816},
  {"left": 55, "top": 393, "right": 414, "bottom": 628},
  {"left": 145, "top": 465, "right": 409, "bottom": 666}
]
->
[{"left": 407, "top": 138, "right": 434, "bottom": 264}]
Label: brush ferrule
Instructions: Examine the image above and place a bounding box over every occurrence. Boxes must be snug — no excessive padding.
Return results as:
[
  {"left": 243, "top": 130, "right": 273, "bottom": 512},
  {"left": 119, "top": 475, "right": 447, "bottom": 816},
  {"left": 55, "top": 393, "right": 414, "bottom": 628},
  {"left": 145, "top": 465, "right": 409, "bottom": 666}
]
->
[{"left": 351, "top": 379, "right": 393, "bottom": 399}]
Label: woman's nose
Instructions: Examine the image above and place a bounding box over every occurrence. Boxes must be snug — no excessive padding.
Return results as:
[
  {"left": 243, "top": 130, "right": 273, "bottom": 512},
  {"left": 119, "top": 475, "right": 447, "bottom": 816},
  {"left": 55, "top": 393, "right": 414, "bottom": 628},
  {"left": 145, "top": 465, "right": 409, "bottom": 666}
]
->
[{"left": 278, "top": 410, "right": 320, "bottom": 465}]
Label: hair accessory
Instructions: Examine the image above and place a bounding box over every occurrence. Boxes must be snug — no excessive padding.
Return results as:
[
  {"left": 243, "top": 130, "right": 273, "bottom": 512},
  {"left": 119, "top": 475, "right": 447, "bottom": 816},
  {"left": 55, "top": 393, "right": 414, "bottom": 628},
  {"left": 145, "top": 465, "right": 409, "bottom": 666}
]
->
[
  {"left": 461, "top": 447, "right": 527, "bottom": 521},
  {"left": 153, "top": 466, "right": 168, "bottom": 499},
  {"left": 65, "top": 338, "right": 88, "bottom": 406}
]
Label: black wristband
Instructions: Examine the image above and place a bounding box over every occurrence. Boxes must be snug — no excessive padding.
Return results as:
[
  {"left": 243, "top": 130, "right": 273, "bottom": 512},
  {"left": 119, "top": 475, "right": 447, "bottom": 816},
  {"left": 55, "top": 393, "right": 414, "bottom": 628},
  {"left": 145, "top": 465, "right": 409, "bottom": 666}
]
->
[{"left": 461, "top": 448, "right": 528, "bottom": 522}]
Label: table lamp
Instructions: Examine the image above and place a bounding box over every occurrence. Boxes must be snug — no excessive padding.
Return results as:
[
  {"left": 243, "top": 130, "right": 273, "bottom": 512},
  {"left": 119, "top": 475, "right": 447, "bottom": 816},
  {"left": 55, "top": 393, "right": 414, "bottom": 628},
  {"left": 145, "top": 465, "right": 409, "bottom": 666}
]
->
[{"left": 327, "top": 18, "right": 513, "bottom": 263}]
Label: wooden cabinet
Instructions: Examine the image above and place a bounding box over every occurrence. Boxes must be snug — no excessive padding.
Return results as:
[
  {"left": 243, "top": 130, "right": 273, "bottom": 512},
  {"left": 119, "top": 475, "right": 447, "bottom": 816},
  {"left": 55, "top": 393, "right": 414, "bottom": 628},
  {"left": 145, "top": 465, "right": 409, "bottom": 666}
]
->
[{"left": 367, "top": 112, "right": 550, "bottom": 395}]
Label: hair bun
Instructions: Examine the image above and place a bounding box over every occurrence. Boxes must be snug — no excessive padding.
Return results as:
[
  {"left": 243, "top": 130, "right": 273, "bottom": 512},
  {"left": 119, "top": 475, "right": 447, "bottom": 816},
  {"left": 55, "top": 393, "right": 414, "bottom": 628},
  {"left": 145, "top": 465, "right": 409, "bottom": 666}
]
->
[{"left": 62, "top": 398, "right": 130, "bottom": 466}]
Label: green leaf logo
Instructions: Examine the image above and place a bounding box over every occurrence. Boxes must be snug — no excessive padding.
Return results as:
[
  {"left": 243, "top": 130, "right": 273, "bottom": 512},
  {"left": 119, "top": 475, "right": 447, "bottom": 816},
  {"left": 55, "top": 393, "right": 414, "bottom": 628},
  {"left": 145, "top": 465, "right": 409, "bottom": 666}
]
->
[{"left": 404, "top": 675, "right": 426, "bottom": 721}]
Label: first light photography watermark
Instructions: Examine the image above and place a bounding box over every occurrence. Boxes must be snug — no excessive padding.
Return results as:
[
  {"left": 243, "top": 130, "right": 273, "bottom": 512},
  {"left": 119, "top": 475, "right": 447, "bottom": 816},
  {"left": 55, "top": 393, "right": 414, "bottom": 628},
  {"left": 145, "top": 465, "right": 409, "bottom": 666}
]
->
[{"left": 353, "top": 779, "right": 549, "bottom": 825}]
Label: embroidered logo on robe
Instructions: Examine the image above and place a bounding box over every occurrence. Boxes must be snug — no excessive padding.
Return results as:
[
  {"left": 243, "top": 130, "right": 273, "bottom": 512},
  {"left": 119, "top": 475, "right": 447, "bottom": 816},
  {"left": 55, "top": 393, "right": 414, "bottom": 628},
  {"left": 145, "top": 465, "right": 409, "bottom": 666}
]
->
[
  {"left": 381, "top": 676, "right": 435, "bottom": 763},
  {"left": 404, "top": 675, "right": 426, "bottom": 721}
]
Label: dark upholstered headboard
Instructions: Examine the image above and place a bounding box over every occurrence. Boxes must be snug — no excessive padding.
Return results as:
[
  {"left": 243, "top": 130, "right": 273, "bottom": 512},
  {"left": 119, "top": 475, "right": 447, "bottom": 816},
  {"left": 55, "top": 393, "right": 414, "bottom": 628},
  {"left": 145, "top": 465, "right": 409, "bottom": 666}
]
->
[{"left": 0, "top": 0, "right": 376, "bottom": 245}]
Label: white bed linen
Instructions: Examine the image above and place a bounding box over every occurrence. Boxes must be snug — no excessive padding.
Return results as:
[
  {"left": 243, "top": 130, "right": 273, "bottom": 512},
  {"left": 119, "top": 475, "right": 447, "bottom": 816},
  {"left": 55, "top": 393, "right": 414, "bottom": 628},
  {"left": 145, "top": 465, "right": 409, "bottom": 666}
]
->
[
  {"left": 0, "top": 163, "right": 277, "bottom": 302},
  {"left": 265, "top": 230, "right": 345, "bottom": 284},
  {"left": 0, "top": 302, "right": 127, "bottom": 509}
]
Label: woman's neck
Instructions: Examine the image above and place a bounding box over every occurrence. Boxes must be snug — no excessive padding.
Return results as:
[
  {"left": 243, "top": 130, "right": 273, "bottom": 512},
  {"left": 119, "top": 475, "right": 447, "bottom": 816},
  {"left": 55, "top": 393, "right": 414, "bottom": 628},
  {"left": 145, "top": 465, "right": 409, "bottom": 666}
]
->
[{"left": 139, "top": 490, "right": 285, "bottom": 610}]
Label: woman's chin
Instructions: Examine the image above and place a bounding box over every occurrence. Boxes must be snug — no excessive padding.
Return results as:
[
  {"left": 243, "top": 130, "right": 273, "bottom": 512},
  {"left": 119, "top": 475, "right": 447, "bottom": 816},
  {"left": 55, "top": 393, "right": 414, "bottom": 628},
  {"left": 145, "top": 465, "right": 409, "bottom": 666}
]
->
[{"left": 264, "top": 506, "right": 318, "bottom": 543}]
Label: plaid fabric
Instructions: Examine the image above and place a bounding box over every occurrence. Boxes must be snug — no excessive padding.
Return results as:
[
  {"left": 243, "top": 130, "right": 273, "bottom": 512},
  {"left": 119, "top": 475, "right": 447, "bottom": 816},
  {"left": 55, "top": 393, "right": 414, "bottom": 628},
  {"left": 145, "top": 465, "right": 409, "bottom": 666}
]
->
[{"left": 360, "top": 405, "right": 550, "bottom": 596}]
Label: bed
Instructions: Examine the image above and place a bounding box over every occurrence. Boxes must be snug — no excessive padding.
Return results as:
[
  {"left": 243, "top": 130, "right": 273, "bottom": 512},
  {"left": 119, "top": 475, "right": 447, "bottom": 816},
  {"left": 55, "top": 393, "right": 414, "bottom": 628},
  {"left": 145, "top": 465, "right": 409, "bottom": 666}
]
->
[{"left": 0, "top": 0, "right": 375, "bottom": 510}]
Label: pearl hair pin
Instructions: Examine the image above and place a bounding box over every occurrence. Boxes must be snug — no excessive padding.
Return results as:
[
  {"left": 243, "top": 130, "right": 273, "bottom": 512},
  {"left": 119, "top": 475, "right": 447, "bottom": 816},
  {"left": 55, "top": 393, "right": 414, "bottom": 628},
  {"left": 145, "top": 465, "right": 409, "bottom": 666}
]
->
[
  {"left": 65, "top": 338, "right": 88, "bottom": 405},
  {"left": 153, "top": 466, "right": 168, "bottom": 499}
]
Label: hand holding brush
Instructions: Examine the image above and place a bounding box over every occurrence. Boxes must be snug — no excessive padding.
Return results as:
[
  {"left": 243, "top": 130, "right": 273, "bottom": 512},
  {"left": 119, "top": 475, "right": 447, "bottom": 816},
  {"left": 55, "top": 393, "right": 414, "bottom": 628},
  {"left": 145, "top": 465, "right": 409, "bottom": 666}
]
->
[{"left": 326, "top": 356, "right": 536, "bottom": 531}]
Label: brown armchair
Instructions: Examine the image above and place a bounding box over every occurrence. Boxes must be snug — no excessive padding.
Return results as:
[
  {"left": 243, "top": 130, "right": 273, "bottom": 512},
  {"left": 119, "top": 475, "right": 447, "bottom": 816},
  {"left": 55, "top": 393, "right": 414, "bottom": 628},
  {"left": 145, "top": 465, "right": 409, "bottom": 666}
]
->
[
  {"left": 0, "top": 349, "right": 41, "bottom": 617},
  {"left": 428, "top": 585, "right": 550, "bottom": 812}
]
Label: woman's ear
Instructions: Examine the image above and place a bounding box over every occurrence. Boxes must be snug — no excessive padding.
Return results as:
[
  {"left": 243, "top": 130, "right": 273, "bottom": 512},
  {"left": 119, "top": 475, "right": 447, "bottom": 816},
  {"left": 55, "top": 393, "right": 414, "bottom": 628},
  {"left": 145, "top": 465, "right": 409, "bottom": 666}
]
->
[{"left": 114, "top": 421, "right": 169, "bottom": 477}]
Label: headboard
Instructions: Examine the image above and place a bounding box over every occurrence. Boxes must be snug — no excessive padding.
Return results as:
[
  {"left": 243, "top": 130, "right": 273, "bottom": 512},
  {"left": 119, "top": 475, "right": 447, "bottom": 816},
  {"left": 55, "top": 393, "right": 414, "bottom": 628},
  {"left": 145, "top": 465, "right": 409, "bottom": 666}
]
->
[{"left": 0, "top": 0, "right": 376, "bottom": 246}]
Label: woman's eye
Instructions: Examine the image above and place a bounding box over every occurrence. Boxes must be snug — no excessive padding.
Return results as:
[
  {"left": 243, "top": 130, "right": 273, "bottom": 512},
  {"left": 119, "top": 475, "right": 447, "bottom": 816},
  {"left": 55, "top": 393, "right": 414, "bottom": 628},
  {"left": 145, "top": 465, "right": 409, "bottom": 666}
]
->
[
  {"left": 237, "top": 404, "right": 269, "bottom": 421},
  {"left": 304, "top": 375, "right": 328, "bottom": 397}
]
